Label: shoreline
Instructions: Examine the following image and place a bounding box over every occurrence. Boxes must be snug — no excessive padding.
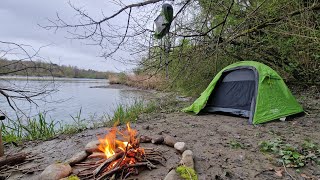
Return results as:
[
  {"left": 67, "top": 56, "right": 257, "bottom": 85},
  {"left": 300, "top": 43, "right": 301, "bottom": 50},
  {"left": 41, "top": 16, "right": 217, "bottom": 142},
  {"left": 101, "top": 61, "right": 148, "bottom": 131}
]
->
[
  {"left": 0, "top": 75, "right": 108, "bottom": 81},
  {"left": 89, "top": 83, "right": 135, "bottom": 90},
  {"left": 2, "top": 84, "right": 320, "bottom": 179},
  {"left": 4, "top": 111, "right": 320, "bottom": 179},
  {"left": 90, "top": 83, "right": 163, "bottom": 94}
]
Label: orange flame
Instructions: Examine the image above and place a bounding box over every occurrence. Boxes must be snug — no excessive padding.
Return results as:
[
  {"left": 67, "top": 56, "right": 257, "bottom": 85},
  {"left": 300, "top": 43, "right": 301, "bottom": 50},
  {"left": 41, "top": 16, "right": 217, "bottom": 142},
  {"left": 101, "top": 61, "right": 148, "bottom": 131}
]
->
[{"left": 98, "top": 122, "right": 138, "bottom": 159}]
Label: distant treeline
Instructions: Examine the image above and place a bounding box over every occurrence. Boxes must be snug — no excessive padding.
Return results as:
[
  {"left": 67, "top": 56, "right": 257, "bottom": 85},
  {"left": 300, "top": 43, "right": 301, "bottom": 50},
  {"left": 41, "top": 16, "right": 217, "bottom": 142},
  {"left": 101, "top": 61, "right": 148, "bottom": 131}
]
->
[{"left": 0, "top": 58, "right": 110, "bottom": 79}]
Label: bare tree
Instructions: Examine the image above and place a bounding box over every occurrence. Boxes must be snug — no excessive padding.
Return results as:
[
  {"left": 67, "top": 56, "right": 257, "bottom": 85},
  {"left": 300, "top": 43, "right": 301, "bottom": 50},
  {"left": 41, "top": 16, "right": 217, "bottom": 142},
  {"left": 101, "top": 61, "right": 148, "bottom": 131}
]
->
[
  {"left": 0, "top": 41, "right": 58, "bottom": 117},
  {"left": 42, "top": 0, "right": 320, "bottom": 91}
]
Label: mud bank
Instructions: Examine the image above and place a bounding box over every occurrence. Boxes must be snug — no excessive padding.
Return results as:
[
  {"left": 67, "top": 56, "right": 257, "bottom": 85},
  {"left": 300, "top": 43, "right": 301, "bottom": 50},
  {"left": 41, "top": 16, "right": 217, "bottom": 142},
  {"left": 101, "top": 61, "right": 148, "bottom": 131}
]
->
[
  {"left": 3, "top": 85, "right": 320, "bottom": 179},
  {"left": 3, "top": 110, "right": 320, "bottom": 179}
]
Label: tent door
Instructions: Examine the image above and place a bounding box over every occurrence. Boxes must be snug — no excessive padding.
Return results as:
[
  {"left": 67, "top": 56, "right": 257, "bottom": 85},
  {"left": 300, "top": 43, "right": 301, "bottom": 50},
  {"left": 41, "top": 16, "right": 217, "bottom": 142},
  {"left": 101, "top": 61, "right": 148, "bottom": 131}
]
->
[{"left": 204, "top": 68, "right": 256, "bottom": 118}]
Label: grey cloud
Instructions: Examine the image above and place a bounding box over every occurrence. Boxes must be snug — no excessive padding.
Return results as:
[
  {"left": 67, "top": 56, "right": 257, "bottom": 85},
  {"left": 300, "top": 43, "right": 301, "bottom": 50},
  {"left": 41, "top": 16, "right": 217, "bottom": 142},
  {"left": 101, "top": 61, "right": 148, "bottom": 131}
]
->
[{"left": 0, "top": 0, "right": 134, "bottom": 72}]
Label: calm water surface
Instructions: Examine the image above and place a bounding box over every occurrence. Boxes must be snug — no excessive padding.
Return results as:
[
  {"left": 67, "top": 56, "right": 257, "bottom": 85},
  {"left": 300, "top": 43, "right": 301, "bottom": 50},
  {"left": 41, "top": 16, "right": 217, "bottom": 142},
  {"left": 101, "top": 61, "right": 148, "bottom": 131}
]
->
[{"left": 0, "top": 77, "right": 151, "bottom": 124}]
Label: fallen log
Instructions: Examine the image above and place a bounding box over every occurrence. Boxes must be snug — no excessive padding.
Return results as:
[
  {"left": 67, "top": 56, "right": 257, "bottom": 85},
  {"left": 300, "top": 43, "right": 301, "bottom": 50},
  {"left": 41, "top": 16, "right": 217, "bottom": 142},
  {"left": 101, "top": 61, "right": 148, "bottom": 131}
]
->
[{"left": 0, "top": 152, "right": 27, "bottom": 167}]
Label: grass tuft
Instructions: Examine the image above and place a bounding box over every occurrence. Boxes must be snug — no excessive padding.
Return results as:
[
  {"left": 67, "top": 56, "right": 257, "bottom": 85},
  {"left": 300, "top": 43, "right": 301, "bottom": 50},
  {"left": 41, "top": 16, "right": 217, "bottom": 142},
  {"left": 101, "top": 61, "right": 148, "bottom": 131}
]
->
[
  {"left": 1, "top": 99, "right": 160, "bottom": 143},
  {"left": 61, "top": 108, "right": 87, "bottom": 134},
  {"left": 107, "top": 100, "right": 156, "bottom": 126},
  {"left": 1, "top": 113, "right": 60, "bottom": 142}
]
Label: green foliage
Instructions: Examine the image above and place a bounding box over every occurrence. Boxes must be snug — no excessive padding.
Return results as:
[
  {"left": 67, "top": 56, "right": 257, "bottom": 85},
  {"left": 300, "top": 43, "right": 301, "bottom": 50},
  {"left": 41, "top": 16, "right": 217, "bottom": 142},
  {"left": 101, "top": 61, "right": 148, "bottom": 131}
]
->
[
  {"left": 117, "top": 72, "right": 128, "bottom": 84},
  {"left": 107, "top": 100, "right": 157, "bottom": 126},
  {"left": 1, "top": 99, "right": 160, "bottom": 143},
  {"left": 176, "top": 165, "right": 198, "bottom": 180},
  {"left": 67, "top": 175, "right": 80, "bottom": 180},
  {"left": 259, "top": 138, "right": 320, "bottom": 168},
  {"left": 302, "top": 140, "right": 320, "bottom": 165},
  {"left": 0, "top": 58, "right": 109, "bottom": 79},
  {"left": 228, "top": 140, "right": 246, "bottom": 149},
  {"left": 61, "top": 108, "right": 87, "bottom": 134},
  {"left": 259, "top": 138, "right": 283, "bottom": 153},
  {"left": 137, "top": 0, "right": 320, "bottom": 96}
]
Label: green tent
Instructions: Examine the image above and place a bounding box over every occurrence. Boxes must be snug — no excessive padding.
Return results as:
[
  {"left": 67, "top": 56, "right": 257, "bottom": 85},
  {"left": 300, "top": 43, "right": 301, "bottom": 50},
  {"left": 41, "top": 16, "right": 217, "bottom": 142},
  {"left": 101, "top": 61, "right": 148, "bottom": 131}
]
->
[{"left": 183, "top": 61, "right": 303, "bottom": 124}]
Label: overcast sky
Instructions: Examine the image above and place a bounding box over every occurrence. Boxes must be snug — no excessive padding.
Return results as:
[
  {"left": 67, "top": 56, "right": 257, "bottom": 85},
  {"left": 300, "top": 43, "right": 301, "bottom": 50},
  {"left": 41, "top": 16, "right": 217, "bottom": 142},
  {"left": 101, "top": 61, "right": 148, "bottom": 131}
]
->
[{"left": 0, "top": 0, "right": 135, "bottom": 72}]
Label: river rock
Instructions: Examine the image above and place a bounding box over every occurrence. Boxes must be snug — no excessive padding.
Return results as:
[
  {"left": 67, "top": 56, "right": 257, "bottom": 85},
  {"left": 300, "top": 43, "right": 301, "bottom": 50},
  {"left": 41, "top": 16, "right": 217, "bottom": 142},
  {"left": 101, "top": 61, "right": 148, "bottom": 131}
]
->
[
  {"left": 163, "top": 135, "right": 176, "bottom": 147},
  {"left": 164, "top": 169, "right": 182, "bottom": 180},
  {"left": 174, "top": 142, "right": 186, "bottom": 153},
  {"left": 65, "top": 151, "right": 88, "bottom": 165},
  {"left": 39, "top": 163, "right": 72, "bottom": 180},
  {"left": 140, "top": 135, "right": 152, "bottom": 143},
  {"left": 151, "top": 135, "right": 164, "bottom": 144},
  {"left": 180, "top": 150, "right": 194, "bottom": 169},
  {"left": 85, "top": 140, "right": 100, "bottom": 153},
  {"left": 142, "top": 125, "right": 150, "bottom": 130}
]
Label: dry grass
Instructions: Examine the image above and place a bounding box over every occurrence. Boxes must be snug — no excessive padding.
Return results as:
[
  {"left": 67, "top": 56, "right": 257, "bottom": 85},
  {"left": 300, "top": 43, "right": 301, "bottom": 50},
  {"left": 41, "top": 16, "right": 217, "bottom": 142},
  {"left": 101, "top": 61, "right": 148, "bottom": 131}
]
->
[
  {"left": 108, "top": 73, "right": 165, "bottom": 90},
  {"left": 108, "top": 73, "right": 125, "bottom": 84}
]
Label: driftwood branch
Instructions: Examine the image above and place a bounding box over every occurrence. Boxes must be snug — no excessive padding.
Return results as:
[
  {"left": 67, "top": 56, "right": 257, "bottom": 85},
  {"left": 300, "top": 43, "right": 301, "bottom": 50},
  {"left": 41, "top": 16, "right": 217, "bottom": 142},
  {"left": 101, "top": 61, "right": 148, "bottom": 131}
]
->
[
  {"left": 96, "top": 166, "right": 121, "bottom": 180},
  {"left": 0, "top": 152, "right": 28, "bottom": 167}
]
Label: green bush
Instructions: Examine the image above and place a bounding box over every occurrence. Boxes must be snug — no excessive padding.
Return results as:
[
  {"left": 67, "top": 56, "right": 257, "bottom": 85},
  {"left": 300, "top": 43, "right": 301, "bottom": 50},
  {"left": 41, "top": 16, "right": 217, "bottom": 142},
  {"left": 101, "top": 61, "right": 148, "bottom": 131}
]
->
[{"left": 259, "top": 138, "right": 320, "bottom": 168}]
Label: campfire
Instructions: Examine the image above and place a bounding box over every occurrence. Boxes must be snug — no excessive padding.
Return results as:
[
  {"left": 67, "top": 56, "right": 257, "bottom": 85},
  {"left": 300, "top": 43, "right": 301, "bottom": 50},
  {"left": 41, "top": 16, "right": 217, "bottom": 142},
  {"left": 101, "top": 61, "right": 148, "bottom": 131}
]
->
[
  {"left": 74, "top": 123, "right": 166, "bottom": 180},
  {"left": 37, "top": 122, "right": 194, "bottom": 180}
]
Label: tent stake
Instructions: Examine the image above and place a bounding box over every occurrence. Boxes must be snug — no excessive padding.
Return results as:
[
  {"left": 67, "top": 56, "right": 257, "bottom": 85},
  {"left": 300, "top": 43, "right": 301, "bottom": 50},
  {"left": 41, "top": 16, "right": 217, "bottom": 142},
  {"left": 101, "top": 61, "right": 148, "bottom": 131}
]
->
[{"left": 0, "top": 115, "right": 5, "bottom": 157}]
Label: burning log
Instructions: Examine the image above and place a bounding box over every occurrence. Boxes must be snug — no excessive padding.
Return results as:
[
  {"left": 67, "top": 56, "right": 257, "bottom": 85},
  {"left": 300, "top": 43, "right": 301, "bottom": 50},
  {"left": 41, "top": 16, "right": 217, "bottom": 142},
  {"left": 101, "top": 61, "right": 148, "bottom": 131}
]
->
[
  {"left": 73, "top": 123, "right": 167, "bottom": 179},
  {"left": 87, "top": 152, "right": 106, "bottom": 159},
  {"left": 93, "top": 151, "right": 124, "bottom": 176},
  {"left": 89, "top": 146, "right": 165, "bottom": 179}
]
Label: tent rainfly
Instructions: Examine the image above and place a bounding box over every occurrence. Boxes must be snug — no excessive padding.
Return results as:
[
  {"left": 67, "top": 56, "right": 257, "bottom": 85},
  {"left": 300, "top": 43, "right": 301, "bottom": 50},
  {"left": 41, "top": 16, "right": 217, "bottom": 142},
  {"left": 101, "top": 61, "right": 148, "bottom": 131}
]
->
[{"left": 183, "top": 61, "right": 304, "bottom": 124}]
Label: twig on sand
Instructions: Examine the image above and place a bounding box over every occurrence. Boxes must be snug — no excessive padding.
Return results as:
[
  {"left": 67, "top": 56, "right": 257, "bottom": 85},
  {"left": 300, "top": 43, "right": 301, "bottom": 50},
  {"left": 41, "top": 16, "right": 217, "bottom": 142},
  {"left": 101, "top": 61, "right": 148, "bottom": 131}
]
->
[{"left": 282, "top": 162, "right": 296, "bottom": 180}]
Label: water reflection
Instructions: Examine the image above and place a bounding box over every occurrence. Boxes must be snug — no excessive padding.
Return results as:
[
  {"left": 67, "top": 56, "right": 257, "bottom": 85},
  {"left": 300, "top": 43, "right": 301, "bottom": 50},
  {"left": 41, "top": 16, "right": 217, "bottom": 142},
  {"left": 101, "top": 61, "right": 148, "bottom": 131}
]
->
[{"left": 0, "top": 77, "right": 151, "bottom": 124}]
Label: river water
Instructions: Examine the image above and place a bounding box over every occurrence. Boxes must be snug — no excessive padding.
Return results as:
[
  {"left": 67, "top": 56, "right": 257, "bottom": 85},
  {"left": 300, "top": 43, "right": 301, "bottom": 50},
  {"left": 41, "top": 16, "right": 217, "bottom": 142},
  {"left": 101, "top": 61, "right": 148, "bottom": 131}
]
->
[{"left": 0, "top": 77, "right": 151, "bottom": 125}]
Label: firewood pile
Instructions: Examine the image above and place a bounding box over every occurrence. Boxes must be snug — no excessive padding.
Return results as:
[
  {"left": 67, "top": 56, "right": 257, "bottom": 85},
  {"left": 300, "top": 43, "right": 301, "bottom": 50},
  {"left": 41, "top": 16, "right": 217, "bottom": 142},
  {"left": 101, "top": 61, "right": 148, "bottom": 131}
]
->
[
  {"left": 61, "top": 123, "right": 166, "bottom": 179},
  {"left": 74, "top": 146, "right": 165, "bottom": 180}
]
